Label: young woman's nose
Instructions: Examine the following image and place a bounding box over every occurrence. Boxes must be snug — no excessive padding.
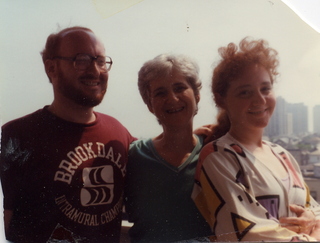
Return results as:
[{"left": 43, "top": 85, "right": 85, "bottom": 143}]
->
[{"left": 252, "top": 91, "right": 266, "bottom": 105}]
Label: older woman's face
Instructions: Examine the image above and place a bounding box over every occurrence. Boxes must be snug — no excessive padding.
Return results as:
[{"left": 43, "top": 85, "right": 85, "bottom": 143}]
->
[
  {"left": 147, "top": 71, "right": 199, "bottom": 127},
  {"left": 221, "top": 64, "right": 276, "bottom": 132}
]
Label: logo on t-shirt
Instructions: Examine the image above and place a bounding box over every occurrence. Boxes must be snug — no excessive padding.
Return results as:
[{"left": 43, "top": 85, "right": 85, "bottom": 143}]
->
[
  {"left": 54, "top": 142, "right": 126, "bottom": 227},
  {"left": 81, "top": 165, "right": 114, "bottom": 206}
]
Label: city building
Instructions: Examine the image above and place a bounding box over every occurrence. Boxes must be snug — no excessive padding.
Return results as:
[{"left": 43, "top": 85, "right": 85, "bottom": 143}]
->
[
  {"left": 265, "top": 97, "right": 288, "bottom": 137},
  {"left": 309, "top": 149, "right": 320, "bottom": 164},
  {"left": 314, "top": 105, "right": 320, "bottom": 134},
  {"left": 287, "top": 102, "right": 308, "bottom": 136},
  {"left": 265, "top": 97, "right": 310, "bottom": 138}
]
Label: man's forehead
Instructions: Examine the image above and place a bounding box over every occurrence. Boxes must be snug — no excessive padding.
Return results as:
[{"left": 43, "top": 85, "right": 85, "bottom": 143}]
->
[
  {"left": 60, "top": 29, "right": 94, "bottom": 40},
  {"left": 58, "top": 30, "right": 105, "bottom": 54}
]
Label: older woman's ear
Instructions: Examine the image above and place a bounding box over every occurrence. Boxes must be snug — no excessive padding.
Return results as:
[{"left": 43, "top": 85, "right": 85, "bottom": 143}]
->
[
  {"left": 195, "top": 95, "right": 200, "bottom": 103},
  {"left": 147, "top": 103, "right": 155, "bottom": 114}
]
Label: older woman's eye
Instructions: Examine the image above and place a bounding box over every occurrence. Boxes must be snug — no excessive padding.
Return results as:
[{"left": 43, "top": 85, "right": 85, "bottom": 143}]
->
[
  {"left": 238, "top": 90, "right": 251, "bottom": 97},
  {"left": 175, "top": 85, "right": 187, "bottom": 93},
  {"left": 154, "top": 91, "right": 166, "bottom": 97}
]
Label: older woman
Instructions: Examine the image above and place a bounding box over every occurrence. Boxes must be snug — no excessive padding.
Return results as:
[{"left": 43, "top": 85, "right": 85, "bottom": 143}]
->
[
  {"left": 192, "top": 37, "right": 320, "bottom": 241},
  {"left": 125, "top": 54, "right": 211, "bottom": 242}
]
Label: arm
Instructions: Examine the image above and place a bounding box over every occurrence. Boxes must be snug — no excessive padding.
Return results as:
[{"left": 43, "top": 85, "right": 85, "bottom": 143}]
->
[
  {"left": 192, "top": 144, "right": 317, "bottom": 242},
  {"left": 0, "top": 129, "right": 21, "bottom": 240},
  {"left": 3, "top": 210, "right": 13, "bottom": 237},
  {"left": 193, "top": 124, "right": 215, "bottom": 145}
]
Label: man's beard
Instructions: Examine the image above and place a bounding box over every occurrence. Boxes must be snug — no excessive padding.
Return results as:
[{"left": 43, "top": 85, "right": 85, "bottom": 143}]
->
[{"left": 57, "top": 71, "right": 106, "bottom": 107}]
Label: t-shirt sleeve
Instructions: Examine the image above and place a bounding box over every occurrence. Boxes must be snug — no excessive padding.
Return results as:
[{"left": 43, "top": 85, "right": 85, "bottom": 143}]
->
[{"left": 0, "top": 126, "right": 23, "bottom": 210}]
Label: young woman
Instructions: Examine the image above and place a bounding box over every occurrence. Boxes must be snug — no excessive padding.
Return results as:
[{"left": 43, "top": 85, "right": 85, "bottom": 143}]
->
[
  {"left": 192, "top": 37, "right": 320, "bottom": 241},
  {"left": 125, "top": 54, "right": 212, "bottom": 242}
]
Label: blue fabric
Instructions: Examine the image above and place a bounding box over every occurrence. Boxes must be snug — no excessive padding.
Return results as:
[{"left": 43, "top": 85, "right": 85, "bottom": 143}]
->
[{"left": 125, "top": 135, "right": 211, "bottom": 242}]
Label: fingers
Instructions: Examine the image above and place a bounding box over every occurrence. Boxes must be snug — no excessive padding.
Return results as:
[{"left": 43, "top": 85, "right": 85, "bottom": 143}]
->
[
  {"left": 280, "top": 218, "right": 315, "bottom": 234},
  {"left": 297, "top": 225, "right": 301, "bottom": 234},
  {"left": 289, "top": 204, "right": 305, "bottom": 216},
  {"left": 279, "top": 216, "right": 299, "bottom": 225},
  {"left": 280, "top": 215, "right": 314, "bottom": 235},
  {"left": 193, "top": 126, "right": 212, "bottom": 136},
  {"left": 280, "top": 205, "right": 317, "bottom": 235}
]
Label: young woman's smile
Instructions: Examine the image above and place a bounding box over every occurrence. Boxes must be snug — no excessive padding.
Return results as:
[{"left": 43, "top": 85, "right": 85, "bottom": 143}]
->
[{"left": 223, "top": 64, "right": 276, "bottom": 131}]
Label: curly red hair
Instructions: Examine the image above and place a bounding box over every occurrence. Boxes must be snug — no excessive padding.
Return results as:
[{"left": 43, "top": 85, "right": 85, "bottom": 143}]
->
[{"left": 207, "top": 37, "right": 279, "bottom": 143}]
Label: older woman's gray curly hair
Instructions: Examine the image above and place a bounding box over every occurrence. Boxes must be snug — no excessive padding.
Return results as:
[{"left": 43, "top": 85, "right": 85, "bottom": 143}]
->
[{"left": 138, "top": 54, "right": 202, "bottom": 106}]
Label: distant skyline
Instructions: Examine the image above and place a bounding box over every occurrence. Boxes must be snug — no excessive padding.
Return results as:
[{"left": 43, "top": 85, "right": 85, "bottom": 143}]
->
[
  {"left": 275, "top": 96, "right": 318, "bottom": 133},
  {"left": 266, "top": 96, "right": 317, "bottom": 136}
]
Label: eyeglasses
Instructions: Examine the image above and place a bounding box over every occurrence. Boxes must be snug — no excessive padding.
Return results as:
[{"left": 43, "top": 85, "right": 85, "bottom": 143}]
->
[{"left": 52, "top": 53, "right": 113, "bottom": 72}]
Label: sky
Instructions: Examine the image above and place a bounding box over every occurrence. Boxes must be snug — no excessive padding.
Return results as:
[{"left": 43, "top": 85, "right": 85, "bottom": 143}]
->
[
  {"left": 1, "top": 0, "right": 320, "bottom": 139},
  {"left": 0, "top": 0, "right": 319, "bottom": 240}
]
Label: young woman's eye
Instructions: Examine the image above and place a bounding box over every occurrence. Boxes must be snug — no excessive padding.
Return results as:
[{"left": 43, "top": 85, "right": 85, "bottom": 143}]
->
[{"left": 261, "top": 86, "right": 272, "bottom": 94}]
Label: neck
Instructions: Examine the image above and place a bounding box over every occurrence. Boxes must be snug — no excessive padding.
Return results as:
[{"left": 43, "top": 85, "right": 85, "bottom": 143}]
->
[
  {"left": 152, "top": 124, "right": 197, "bottom": 167},
  {"left": 48, "top": 100, "right": 96, "bottom": 124},
  {"left": 228, "top": 126, "right": 264, "bottom": 152},
  {"left": 153, "top": 126, "right": 197, "bottom": 152}
]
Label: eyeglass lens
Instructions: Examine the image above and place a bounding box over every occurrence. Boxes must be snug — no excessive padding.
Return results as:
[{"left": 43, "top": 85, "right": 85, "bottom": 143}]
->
[{"left": 74, "top": 54, "right": 111, "bottom": 72}]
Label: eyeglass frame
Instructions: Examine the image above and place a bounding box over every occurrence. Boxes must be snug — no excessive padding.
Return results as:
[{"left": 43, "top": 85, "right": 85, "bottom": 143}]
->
[{"left": 51, "top": 53, "right": 113, "bottom": 72}]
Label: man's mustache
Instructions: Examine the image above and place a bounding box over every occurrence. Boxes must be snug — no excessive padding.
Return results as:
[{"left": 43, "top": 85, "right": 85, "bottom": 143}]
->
[{"left": 79, "top": 74, "right": 100, "bottom": 80}]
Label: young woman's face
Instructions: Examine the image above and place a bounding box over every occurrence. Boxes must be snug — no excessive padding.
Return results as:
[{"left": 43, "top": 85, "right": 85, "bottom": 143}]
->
[
  {"left": 221, "top": 64, "right": 276, "bottom": 132},
  {"left": 147, "top": 71, "right": 199, "bottom": 127}
]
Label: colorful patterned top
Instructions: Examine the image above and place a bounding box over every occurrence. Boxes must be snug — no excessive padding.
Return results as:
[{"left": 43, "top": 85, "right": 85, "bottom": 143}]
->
[{"left": 192, "top": 133, "right": 320, "bottom": 242}]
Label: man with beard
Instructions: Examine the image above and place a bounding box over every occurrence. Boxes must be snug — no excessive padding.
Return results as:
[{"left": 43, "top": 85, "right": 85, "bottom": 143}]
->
[{"left": 0, "top": 27, "right": 135, "bottom": 243}]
